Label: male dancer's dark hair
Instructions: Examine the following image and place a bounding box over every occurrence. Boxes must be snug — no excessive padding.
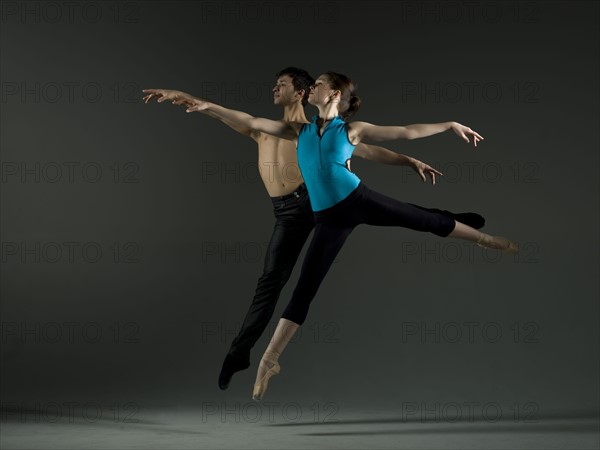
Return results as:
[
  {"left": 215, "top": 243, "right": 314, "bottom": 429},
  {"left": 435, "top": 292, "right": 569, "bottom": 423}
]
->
[{"left": 275, "top": 67, "right": 314, "bottom": 105}]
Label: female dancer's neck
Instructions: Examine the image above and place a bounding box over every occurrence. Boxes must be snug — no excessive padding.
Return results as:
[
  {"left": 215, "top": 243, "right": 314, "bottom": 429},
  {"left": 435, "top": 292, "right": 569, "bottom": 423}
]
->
[{"left": 317, "top": 104, "right": 339, "bottom": 121}]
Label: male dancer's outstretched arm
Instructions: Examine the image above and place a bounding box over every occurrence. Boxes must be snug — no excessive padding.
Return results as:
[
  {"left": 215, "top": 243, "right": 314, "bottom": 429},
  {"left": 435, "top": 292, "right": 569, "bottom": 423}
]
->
[{"left": 144, "top": 89, "right": 300, "bottom": 139}]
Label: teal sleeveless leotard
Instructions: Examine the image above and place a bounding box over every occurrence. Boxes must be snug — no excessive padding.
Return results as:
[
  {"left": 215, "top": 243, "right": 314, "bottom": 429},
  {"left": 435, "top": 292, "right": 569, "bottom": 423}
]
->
[{"left": 297, "top": 115, "right": 361, "bottom": 211}]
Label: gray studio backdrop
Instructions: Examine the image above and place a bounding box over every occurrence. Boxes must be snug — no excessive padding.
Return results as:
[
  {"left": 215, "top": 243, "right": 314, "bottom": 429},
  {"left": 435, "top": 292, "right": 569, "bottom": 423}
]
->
[{"left": 1, "top": 0, "right": 598, "bottom": 420}]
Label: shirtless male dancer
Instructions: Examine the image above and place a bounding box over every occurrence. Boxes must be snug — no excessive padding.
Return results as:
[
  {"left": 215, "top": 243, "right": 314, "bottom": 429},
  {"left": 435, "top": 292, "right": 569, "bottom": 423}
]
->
[{"left": 142, "top": 67, "right": 485, "bottom": 390}]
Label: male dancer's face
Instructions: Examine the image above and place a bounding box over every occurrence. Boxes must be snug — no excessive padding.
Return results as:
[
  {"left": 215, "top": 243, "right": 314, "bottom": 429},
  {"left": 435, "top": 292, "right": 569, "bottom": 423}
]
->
[{"left": 272, "top": 74, "right": 304, "bottom": 107}]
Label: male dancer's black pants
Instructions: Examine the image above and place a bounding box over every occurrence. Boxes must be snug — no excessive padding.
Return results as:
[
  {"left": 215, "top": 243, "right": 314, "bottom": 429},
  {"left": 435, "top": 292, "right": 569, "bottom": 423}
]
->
[
  {"left": 226, "top": 182, "right": 464, "bottom": 362},
  {"left": 226, "top": 184, "right": 314, "bottom": 364}
]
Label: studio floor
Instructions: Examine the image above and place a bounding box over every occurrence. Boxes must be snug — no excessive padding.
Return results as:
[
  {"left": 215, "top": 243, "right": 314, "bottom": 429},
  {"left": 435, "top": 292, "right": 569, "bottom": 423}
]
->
[{"left": 2, "top": 403, "right": 598, "bottom": 449}]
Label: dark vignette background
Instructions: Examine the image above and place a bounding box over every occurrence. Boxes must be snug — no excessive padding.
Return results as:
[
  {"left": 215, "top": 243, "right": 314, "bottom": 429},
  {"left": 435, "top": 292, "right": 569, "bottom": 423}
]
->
[{"left": 1, "top": 0, "right": 598, "bottom": 421}]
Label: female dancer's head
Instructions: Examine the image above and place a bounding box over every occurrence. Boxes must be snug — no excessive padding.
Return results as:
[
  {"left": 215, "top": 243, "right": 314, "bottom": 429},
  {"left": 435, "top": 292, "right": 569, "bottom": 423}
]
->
[{"left": 308, "top": 72, "right": 361, "bottom": 120}]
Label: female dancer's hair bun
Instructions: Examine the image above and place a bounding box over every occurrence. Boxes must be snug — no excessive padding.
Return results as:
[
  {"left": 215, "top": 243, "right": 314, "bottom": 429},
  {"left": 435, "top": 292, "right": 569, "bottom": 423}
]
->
[{"left": 345, "top": 94, "right": 361, "bottom": 119}]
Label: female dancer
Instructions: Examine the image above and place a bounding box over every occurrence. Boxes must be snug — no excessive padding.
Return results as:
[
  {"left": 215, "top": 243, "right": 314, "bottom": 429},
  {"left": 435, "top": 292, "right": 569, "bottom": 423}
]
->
[{"left": 185, "top": 72, "right": 518, "bottom": 400}]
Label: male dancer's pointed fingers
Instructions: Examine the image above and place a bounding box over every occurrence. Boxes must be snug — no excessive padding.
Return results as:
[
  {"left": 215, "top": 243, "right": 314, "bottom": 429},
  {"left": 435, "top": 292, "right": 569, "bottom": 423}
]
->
[
  {"left": 142, "top": 89, "right": 160, "bottom": 103},
  {"left": 428, "top": 165, "right": 443, "bottom": 177},
  {"left": 468, "top": 130, "right": 484, "bottom": 148},
  {"left": 174, "top": 98, "right": 193, "bottom": 107}
]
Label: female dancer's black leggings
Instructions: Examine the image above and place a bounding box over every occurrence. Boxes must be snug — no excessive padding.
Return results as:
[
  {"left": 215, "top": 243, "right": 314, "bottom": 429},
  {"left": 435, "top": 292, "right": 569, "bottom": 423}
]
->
[{"left": 280, "top": 182, "right": 456, "bottom": 325}]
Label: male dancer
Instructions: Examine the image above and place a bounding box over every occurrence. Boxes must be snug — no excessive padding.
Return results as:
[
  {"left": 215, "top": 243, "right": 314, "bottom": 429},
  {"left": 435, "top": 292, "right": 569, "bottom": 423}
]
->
[{"left": 143, "top": 67, "right": 484, "bottom": 390}]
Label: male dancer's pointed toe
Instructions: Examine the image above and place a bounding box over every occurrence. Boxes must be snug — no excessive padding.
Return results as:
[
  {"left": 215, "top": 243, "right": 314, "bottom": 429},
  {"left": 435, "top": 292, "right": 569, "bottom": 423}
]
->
[
  {"left": 218, "top": 372, "right": 232, "bottom": 391},
  {"left": 218, "top": 353, "right": 251, "bottom": 391}
]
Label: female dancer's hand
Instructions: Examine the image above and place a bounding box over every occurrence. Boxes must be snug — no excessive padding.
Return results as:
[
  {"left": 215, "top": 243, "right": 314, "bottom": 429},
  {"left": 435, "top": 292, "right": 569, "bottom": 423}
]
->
[
  {"left": 450, "top": 122, "right": 484, "bottom": 147},
  {"left": 408, "top": 157, "right": 443, "bottom": 185},
  {"left": 142, "top": 89, "right": 196, "bottom": 107}
]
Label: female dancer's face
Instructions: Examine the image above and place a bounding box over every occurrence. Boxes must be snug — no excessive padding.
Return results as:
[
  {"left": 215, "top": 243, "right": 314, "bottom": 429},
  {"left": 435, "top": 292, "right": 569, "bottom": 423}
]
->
[{"left": 308, "top": 75, "right": 335, "bottom": 106}]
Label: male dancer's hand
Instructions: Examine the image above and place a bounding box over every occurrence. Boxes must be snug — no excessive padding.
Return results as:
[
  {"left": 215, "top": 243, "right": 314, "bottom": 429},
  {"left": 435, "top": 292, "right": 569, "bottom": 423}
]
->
[
  {"left": 450, "top": 122, "right": 484, "bottom": 147},
  {"left": 184, "top": 99, "right": 211, "bottom": 113},
  {"left": 408, "top": 157, "right": 443, "bottom": 185},
  {"left": 142, "top": 89, "right": 196, "bottom": 106}
]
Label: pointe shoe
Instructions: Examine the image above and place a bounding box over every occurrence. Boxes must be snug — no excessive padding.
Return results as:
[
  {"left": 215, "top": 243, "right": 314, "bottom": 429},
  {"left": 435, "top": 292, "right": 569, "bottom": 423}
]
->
[
  {"left": 252, "top": 352, "right": 280, "bottom": 401},
  {"left": 476, "top": 233, "right": 519, "bottom": 254}
]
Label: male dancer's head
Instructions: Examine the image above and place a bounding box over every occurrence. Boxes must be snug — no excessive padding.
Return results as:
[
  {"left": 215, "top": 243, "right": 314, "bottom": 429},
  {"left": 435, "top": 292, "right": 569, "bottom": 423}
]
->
[{"left": 272, "top": 67, "right": 314, "bottom": 109}]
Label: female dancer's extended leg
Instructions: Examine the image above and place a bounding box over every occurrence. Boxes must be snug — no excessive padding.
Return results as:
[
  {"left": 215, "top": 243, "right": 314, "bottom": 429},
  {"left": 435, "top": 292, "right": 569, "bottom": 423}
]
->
[{"left": 359, "top": 186, "right": 517, "bottom": 251}]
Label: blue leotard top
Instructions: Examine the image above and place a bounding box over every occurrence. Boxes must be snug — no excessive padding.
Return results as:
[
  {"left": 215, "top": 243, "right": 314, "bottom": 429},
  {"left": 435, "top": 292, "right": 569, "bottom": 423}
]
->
[{"left": 297, "top": 115, "right": 361, "bottom": 211}]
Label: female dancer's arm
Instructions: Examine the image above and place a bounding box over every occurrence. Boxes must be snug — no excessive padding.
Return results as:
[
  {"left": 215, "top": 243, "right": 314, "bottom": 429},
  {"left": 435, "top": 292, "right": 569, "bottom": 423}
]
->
[
  {"left": 348, "top": 121, "right": 484, "bottom": 147},
  {"left": 142, "top": 88, "right": 301, "bottom": 141},
  {"left": 354, "top": 144, "right": 443, "bottom": 184}
]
